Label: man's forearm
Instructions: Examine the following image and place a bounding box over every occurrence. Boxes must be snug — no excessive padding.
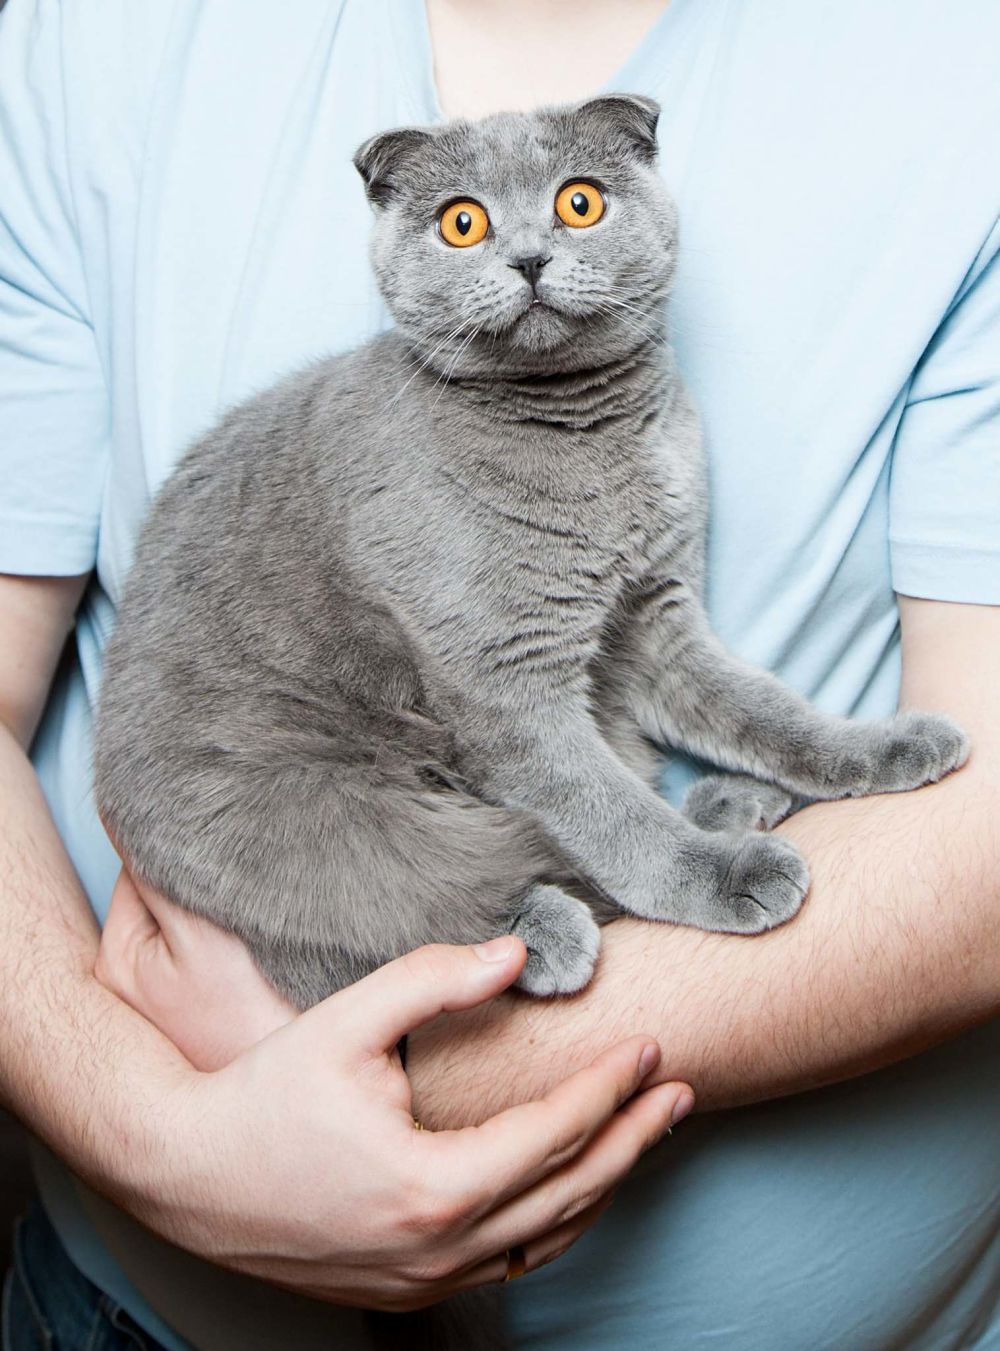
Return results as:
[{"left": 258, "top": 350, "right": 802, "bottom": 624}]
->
[
  {"left": 410, "top": 603, "right": 1000, "bottom": 1127},
  {"left": 0, "top": 724, "right": 191, "bottom": 1206}
]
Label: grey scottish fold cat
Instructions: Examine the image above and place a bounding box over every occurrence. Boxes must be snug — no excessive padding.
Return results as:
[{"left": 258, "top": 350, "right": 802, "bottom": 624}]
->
[{"left": 95, "top": 94, "right": 967, "bottom": 1013}]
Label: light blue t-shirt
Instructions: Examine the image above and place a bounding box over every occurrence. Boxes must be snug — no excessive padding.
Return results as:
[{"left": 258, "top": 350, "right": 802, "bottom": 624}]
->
[{"left": 2, "top": 1, "right": 998, "bottom": 1347}]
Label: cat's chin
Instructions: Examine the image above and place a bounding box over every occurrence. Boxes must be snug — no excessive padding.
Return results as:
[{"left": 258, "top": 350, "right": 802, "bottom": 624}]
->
[{"left": 506, "top": 301, "right": 573, "bottom": 353}]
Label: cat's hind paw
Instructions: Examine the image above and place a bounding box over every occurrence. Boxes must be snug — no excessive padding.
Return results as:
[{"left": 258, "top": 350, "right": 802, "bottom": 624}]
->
[
  {"left": 512, "top": 885, "right": 601, "bottom": 997},
  {"left": 683, "top": 774, "right": 795, "bottom": 833}
]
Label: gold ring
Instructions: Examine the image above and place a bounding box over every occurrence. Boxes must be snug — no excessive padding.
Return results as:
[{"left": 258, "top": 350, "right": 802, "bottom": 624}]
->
[{"left": 503, "top": 1244, "right": 527, "bottom": 1282}]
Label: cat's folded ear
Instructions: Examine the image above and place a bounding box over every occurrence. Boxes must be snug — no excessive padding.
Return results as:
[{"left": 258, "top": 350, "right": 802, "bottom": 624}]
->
[
  {"left": 354, "top": 127, "right": 436, "bottom": 207},
  {"left": 573, "top": 93, "right": 661, "bottom": 164}
]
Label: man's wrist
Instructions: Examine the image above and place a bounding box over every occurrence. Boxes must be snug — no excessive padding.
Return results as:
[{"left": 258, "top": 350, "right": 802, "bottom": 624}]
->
[{"left": 6, "top": 963, "right": 200, "bottom": 1231}]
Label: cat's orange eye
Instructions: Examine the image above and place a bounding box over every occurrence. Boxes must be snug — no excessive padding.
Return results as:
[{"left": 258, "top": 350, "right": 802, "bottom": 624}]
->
[
  {"left": 438, "top": 200, "right": 490, "bottom": 247},
  {"left": 555, "top": 181, "right": 606, "bottom": 228}
]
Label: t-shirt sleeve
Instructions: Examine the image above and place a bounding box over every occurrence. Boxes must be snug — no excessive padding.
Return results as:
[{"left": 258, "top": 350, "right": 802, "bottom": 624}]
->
[
  {"left": 889, "top": 219, "right": 1000, "bottom": 605},
  {"left": 0, "top": 0, "right": 109, "bottom": 577}
]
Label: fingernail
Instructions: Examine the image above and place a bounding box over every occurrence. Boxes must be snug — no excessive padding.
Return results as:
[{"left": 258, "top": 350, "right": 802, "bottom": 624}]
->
[
  {"left": 671, "top": 1091, "right": 695, "bottom": 1126},
  {"left": 474, "top": 936, "right": 519, "bottom": 962},
  {"left": 638, "top": 1043, "right": 660, "bottom": 1078}
]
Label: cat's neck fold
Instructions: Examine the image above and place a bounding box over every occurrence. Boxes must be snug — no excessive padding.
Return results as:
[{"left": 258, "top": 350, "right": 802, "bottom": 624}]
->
[{"left": 429, "top": 334, "right": 673, "bottom": 432}]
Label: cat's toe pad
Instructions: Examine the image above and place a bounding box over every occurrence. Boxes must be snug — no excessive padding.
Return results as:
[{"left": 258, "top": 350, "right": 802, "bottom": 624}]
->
[{"left": 513, "top": 886, "right": 600, "bottom": 997}]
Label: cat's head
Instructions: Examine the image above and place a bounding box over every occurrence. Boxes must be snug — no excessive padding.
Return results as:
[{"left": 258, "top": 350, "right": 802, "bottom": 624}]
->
[{"left": 354, "top": 95, "right": 676, "bottom": 378}]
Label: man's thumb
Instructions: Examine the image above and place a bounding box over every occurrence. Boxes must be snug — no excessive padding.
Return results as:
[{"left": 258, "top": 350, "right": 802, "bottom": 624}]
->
[{"left": 328, "top": 937, "right": 527, "bottom": 1059}]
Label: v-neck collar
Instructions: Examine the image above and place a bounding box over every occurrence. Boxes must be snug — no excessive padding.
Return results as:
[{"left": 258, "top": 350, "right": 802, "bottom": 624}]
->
[{"left": 385, "top": 0, "right": 704, "bottom": 127}]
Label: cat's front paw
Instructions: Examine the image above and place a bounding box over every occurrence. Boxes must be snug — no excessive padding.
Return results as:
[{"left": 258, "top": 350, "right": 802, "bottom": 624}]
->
[
  {"left": 866, "top": 711, "right": 969, "bottom": 795},
  {"left": 713, "top": 834, "right": 810, "bottom": 934},
  {"left": 513, "top": 885, "right": 601, "bottom": 996}
]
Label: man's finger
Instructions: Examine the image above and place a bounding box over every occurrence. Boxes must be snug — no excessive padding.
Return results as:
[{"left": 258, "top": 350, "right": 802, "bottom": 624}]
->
[
  {"left": 314, "top": 939, "right": 528, "bottom": 1060},
  {"left": 126, "top": 871, "right": 230, "bottom": 961},
  {"left": 438, "top": 1036, "right": 672, "bottom": 1212},
  {"left": 415, "top": 1195, "right": 617, "bottom": 1306},
  {"left": 462, "top": 1080, "right": 690, "bottom": 1266},
  {"left": 93, "top": 869, "right": 161, "bottom": 1000}
]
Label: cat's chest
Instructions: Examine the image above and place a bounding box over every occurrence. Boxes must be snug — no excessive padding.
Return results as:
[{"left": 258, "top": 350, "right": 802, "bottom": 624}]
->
[
  {"left": 375, "top": 422, "right": 683, "bottom": 668},
  {"left": 354, "top": 381, "right": 697, "bottom": 681},
  {"left": 500, "top": 428, "right": 679, "bottom": 575},
  {"left": 436, "top": 416, "right": 676, "bottom": 560}
]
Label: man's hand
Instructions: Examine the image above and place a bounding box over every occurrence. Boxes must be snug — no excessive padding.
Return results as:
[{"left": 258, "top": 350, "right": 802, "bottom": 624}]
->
[
  {"left": 125, "top": 936, "right": 693, "bottom": 1309},
  {"left": 93, "top": 876, "right": 697, "bottom": 1307},
  {"left": 96, "top": 867, "right": 296, "bottom": 1070}
]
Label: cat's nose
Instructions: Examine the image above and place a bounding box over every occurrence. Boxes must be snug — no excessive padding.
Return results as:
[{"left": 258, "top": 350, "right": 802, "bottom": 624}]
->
[{"left": 509, "top": 254, "right": 552, "bottom": 290}]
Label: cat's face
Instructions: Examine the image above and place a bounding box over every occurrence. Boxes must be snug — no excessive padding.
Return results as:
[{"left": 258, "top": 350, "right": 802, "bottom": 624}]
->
[{"left": 355, "top": 96, "right": 677, "bottom": 378}]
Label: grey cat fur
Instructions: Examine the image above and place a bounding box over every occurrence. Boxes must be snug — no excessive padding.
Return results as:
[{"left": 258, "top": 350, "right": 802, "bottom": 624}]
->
[{"left": 95, "top": 94, "right": 968, "bottom": 1014}]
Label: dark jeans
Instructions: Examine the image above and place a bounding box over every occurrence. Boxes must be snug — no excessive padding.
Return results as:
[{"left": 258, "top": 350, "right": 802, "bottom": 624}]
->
[{"left": 2, "top": 1202, "right": 167, "bottom": 1351}]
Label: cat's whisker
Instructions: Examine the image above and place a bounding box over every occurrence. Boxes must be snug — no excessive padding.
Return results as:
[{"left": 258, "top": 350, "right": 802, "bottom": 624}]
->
[
  {"left": 390, "top": 294, "right": 504, "bottom": 404},
  {"left": 430, "top": 324, "right": 482, "bottom": 409},
  {"left": 602, "top": 291, "right": 664, "bottom": 325},
  {"left": 591, "top": 307, "right": 662, "bottom": 348},
  {"left": 388, "top": 316, "right": 476, "bottom": 407},
  {"left": 590, "top": 297, "right": 670, "bottom": 351},
  {"left": 592, "top": 287, "right": 665, "bottom": 323},
  {"left": 425, "top": 321, "right": 476, "bottom": 394}
]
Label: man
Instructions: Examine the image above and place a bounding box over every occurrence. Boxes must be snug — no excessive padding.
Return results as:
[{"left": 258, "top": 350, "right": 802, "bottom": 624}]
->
[{"left": 1, "top": 0, "right": 997, "bottom": 1347}]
